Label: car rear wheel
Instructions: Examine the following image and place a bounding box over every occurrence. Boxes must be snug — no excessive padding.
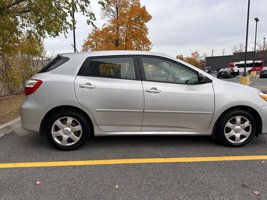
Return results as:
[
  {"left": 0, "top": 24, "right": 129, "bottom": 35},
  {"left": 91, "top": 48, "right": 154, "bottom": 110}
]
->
[
  {"left": 46, "top": 109, "right": 90, "bottom": 150},
  {"left": 216, "top": 110, "right": 256, "bottom": 147}
]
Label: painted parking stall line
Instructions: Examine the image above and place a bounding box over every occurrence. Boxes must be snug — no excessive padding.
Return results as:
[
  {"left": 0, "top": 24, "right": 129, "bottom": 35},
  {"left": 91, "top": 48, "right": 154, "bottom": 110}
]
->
[{"left": 0, "top": 155, "right": 267, "bottom": 169}]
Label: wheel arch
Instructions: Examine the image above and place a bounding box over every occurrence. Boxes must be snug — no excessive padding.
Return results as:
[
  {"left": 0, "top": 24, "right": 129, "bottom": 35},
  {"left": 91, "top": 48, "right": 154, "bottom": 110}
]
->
[
  {"left": 212, "top": 105, "right": 262, "bottom": 138},
  {"left": 40, "top": 105, "right": 94, "bottom": 137}
]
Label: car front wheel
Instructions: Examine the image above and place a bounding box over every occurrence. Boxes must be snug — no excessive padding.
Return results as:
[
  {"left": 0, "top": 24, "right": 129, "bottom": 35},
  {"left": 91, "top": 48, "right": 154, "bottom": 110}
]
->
[
  {"left": 216, "top": 110, "right": 256, "bottom": 147},
  {"left": 46, "top": 109, "right": 90, "bottom": 150}
]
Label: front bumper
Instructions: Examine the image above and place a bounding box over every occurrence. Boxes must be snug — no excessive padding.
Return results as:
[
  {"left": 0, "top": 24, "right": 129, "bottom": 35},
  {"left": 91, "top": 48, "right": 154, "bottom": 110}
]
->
[{"left": 260, "top": 104, "right": 267, "bottom": 134}]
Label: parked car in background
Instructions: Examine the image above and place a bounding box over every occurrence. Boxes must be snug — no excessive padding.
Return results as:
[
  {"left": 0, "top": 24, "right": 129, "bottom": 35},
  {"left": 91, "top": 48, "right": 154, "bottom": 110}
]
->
[
  {"left": 203, "top": 66, "right": 212, "bottom": 74},
  {"left": 20, "top": 51, "right": 267, "bottom": 150},
  {"left": 217, "top": 68, "right": 234, "bottom": 78},
  {"left": 259, "top": 70, "right": 267, "bottom": 78}
]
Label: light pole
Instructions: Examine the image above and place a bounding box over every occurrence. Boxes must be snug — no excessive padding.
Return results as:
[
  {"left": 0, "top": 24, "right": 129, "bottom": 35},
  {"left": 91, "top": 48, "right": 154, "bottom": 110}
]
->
[
  {"left": 71, "top": 0, "right": 77, "bottom": 53},
  {"left": 253, "top": 17, "right": 259, "bottom": 69},
  {"left": 243, "top": 0, "right": 250, "bottom": 77},
  {"left": 264, "top": 37, "right": 266, "bottom": 50}
]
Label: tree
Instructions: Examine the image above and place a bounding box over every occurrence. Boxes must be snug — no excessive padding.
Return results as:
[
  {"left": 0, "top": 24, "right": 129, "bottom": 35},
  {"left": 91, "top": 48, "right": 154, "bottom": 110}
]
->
[
  {"left": 232, "top": 43, "right": 245, "bottom": 53},
  {"left": 256, "top": 40, "right": 266, "bottom": 52},
  {"left": 0, "top": 0, "right": 106, "bottom": 95},
  {"left": 0, "top": 0, "right": 107, "bottom": 55},
  {"left": 82, "top": 0, "right": 152, "bottom": 51},
  {"left": 176, "top": 51, "right": 205, "bottom": 69},
  {"left": 0, "top": 35, "right": 45, "bottom": 95}
]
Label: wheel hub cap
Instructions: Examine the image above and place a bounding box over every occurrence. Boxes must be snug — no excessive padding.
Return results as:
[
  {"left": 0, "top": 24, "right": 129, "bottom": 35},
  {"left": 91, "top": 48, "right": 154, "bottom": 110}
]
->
[
  {"left": 234, "top": 126, "right": 241, "bottom": 133},
  {"left": 224, "top": 115, "right": 252, "bottom": 144},
  {"left": 51, "top": 116, "right": 83, "bottom": 146},
  {"left": 63, "top": 127, "right": 71, "bottom": 135}
]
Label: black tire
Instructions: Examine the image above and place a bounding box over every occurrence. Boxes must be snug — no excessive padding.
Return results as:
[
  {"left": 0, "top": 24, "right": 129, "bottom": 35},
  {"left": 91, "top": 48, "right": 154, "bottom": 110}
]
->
[
  {"left": 215, "top": 109, "right": 256, "bottom": 147},
  {"left": 45, "top": 109, "right": 90, "bottom": 150}
]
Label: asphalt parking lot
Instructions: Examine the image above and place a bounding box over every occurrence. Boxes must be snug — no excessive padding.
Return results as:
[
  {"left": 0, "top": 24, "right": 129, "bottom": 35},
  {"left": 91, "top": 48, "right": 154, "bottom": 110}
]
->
[
  {"left": 0, "top": 76, "right": 267, "bottom": 200},
  {"left": 227, "top": 75, "right": 267, "bottom": 93}
]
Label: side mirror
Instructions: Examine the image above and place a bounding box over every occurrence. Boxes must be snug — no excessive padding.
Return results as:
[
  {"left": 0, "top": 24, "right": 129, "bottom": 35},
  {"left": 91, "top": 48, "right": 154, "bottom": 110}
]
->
[{"left": 198, "top": 72, "right": 206, "bottom": 83}]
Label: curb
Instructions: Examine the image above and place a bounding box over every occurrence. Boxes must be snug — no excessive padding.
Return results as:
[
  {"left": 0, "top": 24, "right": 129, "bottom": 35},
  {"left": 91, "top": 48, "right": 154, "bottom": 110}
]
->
[{"left": 0, "top": 118, "right": 21, "bottom": 138}]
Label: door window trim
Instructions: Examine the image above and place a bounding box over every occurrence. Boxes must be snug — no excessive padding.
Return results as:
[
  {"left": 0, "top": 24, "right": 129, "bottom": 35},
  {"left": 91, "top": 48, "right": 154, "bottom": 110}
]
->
[
  {"left": 137, "top": 55, "right": 212, "bottom": 84},
  {"left": 77, "top": 55, "right": 141, "bottom": 81}
]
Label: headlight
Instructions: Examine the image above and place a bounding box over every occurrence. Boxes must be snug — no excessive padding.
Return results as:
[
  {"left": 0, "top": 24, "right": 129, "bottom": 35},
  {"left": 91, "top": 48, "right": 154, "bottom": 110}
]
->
[{"left": 259, "top": 92, "right": 267, "bottom": 101}]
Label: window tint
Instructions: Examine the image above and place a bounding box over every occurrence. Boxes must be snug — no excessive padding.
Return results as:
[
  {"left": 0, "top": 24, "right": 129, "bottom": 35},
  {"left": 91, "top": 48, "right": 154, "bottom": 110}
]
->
[
  {"left": 39, "top": 56, "right": 69, "bottom": 73},
  {"left": 141, "top": 57, "right": 198, "bottom": 84},
  {"left": 81, "top": 57, "right": 136, "bottom": 80}
]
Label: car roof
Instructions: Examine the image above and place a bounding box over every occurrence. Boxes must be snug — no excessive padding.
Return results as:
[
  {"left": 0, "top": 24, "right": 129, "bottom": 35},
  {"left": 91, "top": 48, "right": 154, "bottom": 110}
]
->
[
  {"left": 219, "top": 68, "right": 230, "bottom": 71},
  {"left": 60, "top": 50, "right": 168, "bottom": 58}
]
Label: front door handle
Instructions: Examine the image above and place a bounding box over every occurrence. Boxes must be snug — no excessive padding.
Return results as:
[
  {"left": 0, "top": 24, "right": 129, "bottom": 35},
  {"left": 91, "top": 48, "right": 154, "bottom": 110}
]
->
[
  {"left": 145, "top": 87, "right": 161, "bottom": 94},
  {"left": 79, "top": 83, "right": 95, "bottom": 89}
]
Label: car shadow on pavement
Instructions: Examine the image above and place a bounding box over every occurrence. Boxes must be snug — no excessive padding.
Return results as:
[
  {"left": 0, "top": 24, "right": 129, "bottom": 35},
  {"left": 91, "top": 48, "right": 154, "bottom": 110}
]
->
[
  {"left": 24, "top": 131, "right": 266, "bottom": 152},
  {"left": 1, "top": 127, "right": 266, "bottom": 163},
  {"left": 1, "top": 131, "right": 220, "bottom": 162},
  {"left": 89, "top": 135, "right": 213, "bottom": 148}
]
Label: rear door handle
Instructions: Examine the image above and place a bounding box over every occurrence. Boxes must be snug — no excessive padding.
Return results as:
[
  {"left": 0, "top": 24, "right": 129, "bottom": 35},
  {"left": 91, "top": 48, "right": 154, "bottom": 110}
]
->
[
  {"left": 145, "top": 87, "right": 161, "bottom": 94},
  {"left": 79, "top": 83, "right": 95, "bottom": 89}
]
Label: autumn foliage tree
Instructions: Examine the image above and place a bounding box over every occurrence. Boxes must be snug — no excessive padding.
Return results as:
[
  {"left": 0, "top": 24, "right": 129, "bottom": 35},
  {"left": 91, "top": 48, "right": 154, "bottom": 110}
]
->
[
  {"left": 0, "top": 34, "right": 45, "bottom": 95},
  {"left": 83, "top": 0, "right": 152, "bottom": 51},
  {"left": 176, "top": 51, "right": 205, "bottom": 69},
  {"left": 0, "top": 0, "right": 107, "bottom": 55},
  {"left": 0, "top": 0, "right": 105, "bottom": 95}
]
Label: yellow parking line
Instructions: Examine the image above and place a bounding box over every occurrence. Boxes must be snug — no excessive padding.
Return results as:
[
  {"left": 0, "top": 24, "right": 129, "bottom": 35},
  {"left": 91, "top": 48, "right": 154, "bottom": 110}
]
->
[{"left": 0, "top": 155, "right": 266, "bottom": 169}]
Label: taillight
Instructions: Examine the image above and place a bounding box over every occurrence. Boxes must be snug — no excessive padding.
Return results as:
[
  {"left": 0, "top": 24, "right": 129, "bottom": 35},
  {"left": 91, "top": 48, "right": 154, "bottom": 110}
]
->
[{"left": 25, "top": 79, "right": 42, "bottom": 95}]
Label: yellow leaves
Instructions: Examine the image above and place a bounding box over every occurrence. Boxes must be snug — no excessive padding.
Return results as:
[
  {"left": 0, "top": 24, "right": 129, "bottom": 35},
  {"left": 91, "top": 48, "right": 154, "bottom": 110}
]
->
[
  {"left": 83, "top": 0, "right": 152, "bottom": 51},
  {"left": 0, "top": 56, "right": 36, "bottom": 95},
  {"left": 0, "top": 34, "right": 44, "bottom": 95},
  {"left": 15, "top": 36, "right": 44, "bottom": 57},
  {"left": 0, "top": 0, "right": 96, "bottom": 53},
  {"left": 176, "top": 51, "right": 205, "bottom": 69}
]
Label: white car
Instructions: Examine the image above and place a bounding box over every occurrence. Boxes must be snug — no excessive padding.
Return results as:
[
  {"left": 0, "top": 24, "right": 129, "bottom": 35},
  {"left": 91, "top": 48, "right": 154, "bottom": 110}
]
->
[{"left": 20, "top": 51, "right": 267, "bottom": 150}]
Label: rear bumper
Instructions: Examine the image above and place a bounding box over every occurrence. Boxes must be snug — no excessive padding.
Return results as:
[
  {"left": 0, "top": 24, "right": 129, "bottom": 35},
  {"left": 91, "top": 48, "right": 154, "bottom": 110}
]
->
[{"left": 20, "top": 100, "right": 45, "bottom": 133}]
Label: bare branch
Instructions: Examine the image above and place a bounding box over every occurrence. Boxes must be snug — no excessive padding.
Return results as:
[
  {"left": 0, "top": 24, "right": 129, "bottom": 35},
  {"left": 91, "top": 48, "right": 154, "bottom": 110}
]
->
[{"left": 0, "top": 0, "right": 26, "bottom": 13}]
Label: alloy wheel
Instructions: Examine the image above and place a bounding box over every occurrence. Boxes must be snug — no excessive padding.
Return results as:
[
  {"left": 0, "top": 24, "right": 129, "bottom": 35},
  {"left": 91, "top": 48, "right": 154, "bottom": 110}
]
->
[
  {"left": 51, "top": 117, "right": 83, "bottom": 146},
  {"left": 224, "top": 115, "right": 252, "bottom": 144}
]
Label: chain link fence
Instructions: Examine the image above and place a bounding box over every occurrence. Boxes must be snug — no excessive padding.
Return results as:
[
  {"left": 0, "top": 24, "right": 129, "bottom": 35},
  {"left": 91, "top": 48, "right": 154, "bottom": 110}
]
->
[{"left": 0, "top": 56, "right": 51, "bottom": 96}]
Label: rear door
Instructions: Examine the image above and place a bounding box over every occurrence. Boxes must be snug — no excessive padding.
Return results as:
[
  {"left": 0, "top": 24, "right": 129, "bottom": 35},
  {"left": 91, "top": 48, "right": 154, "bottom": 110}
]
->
[
  {"left": 139, "top": 56, "right": 215, "bottom": 132},
  {"left": 75, "top": 56, "right": 143, "bottom": 132}
]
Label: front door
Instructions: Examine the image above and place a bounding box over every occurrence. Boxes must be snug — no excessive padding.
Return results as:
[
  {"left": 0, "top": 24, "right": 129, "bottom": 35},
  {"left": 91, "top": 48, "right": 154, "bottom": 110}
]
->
[{"left": 139, "top": 56, "right": 214, "bottom": 132}]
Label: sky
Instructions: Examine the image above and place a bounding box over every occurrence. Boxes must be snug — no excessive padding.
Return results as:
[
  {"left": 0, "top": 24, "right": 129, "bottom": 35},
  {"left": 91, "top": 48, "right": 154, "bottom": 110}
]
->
[{"left": 44, "top": 0, "right": 267, "bottom": 58}]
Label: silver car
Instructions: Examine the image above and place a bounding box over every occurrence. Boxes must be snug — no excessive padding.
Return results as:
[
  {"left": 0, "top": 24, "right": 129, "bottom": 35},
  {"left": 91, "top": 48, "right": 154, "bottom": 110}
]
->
[{"left": 20, "top": 51, "right": 267, "bottom": 150}]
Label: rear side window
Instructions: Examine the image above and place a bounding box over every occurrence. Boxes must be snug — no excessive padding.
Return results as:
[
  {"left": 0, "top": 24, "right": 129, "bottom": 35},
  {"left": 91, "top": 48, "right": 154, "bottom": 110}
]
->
[
  {"left": 78, "top": 57, "right": 136, "bottom": 80},
  {"left": 39, "top": 56, "right": 69, "bottom": 73}
]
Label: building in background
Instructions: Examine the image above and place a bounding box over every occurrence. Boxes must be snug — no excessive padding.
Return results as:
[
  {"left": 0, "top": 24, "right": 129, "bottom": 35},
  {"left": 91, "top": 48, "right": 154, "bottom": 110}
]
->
[{"left": 206, "top": 51, "right": 267, "bottom": 71}]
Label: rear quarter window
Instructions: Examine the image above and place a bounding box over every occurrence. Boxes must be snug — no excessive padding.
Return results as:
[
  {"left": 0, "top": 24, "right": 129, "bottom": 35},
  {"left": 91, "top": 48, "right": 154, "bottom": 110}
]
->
[{"left": 39, "top": 56, "right": 69, "bottom": 73}]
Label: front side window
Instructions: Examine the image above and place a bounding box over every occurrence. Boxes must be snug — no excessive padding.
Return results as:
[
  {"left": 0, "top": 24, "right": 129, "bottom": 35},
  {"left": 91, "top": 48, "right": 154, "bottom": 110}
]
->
[
  {"left": 81, "top": 57, "right": 136, "bottom": 80},
  {"left": 141, "top": 57, "right": 198, "bottom": 84}
]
